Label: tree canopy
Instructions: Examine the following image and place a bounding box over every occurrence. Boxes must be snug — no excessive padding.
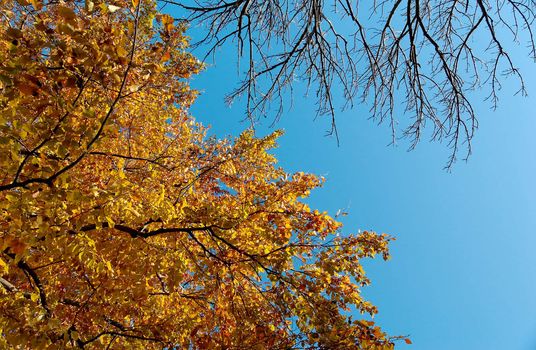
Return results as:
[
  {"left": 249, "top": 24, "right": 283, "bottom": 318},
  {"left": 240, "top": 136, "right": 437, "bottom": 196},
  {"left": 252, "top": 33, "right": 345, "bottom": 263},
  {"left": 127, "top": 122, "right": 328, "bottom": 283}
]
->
[
  {"left": 0, "top": 0, "right": 404, "bottom": 348},
  {"left": 172, "top": 0, "right": 536, "bottom": 167}
]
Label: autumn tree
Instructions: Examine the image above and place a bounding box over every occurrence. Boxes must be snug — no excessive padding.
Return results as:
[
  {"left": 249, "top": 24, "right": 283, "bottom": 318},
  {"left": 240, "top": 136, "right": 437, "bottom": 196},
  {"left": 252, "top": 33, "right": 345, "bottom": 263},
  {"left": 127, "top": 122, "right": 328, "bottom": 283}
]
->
[
  {"left": 0, "top": 0, "right": 404, "bottom": 348},
  {"left": 169, "top": 0, "right": 536, "bottom": 167}
]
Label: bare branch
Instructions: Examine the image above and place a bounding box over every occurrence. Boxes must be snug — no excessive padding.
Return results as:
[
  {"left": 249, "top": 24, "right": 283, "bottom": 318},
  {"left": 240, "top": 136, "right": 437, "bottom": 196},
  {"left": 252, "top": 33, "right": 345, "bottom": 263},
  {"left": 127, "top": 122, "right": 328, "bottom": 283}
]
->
[{"left": 169, "top": 0, "right": 536, "bottom": 167}]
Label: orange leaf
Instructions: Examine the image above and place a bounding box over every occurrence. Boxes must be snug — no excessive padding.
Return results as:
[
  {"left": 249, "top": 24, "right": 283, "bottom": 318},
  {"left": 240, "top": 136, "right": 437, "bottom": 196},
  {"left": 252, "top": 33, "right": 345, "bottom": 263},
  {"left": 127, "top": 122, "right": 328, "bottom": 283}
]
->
[
  {"left": 15, "top": 81, "right": 38, "bottom": 96},
  {"left": 161, "top": 51, "right": 171, "bottom": 62},
  {"left": 8, "top": 238, "right": 26, "bottom": 255}
]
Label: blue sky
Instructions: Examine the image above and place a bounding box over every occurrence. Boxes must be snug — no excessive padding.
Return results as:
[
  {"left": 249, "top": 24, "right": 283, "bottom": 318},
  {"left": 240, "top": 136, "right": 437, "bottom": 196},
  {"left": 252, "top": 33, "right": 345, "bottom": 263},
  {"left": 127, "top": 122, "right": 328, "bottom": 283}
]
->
[{"left": 185, "top": 28, "right": 536, "bottom": 349}]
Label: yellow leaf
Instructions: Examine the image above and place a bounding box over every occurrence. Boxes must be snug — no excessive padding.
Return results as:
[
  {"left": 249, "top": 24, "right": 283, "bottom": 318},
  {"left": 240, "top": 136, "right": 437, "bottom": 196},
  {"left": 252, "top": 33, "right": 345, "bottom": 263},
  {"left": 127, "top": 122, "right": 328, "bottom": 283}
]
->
[
  {"left": 0, "top": 258, "right": 8, "bottom": 274},
  {"left": 108, "top": 4, "right": 121, "bottom": 13},
  {"left": 85, "top": 0, "right": 94, "bottom": 12},
  {"left": 58, "top": 5, "right": 76, "bottom": 21}
]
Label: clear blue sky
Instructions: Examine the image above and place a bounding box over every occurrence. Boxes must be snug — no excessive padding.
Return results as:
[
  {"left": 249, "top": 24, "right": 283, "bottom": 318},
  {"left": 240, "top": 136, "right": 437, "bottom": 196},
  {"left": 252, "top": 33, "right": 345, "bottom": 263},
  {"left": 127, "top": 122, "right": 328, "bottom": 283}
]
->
[{"left": 184, "top": 30, "right": 536, "bottom": 349}]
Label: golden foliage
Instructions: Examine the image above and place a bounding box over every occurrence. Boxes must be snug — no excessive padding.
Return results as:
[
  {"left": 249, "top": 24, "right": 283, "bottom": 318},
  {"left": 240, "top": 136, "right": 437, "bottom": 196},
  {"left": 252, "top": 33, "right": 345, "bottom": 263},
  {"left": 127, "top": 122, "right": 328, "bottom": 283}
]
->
[{"left": 0, "top": 0, "right": 400, "bottom": 348}]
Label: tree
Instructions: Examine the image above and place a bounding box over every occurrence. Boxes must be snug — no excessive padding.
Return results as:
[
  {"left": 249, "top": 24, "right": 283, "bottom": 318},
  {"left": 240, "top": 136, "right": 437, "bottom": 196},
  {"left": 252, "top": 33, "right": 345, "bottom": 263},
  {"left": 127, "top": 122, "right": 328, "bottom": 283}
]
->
[
  {"left": 170, "top": 0, "right": 536, "bottom": 167},
  {"left": 0, "top": 0, "right": 404, "bottom": 348}
]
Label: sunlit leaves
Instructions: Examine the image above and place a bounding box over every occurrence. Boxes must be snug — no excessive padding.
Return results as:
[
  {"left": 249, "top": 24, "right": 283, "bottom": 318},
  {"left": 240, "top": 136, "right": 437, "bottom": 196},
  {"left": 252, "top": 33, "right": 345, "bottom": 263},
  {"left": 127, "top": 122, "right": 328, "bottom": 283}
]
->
[{"left": 0, "top": 0, "right": 399, "bottom": 348}]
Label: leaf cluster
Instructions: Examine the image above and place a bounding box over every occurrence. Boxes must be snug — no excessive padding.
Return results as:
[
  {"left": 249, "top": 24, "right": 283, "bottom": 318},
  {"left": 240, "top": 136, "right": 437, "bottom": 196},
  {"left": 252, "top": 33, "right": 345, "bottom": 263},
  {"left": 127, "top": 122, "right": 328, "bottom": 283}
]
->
[{"left": 0, "top": 0, "right": 404, "bottom": 348}]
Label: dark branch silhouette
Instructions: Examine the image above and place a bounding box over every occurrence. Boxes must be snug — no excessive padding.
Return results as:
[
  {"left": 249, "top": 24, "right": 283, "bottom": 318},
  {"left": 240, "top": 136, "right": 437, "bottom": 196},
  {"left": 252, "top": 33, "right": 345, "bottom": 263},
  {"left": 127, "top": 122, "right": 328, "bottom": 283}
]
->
[{"left": 167, "top": 0, "right": 536, "bottom": 168}]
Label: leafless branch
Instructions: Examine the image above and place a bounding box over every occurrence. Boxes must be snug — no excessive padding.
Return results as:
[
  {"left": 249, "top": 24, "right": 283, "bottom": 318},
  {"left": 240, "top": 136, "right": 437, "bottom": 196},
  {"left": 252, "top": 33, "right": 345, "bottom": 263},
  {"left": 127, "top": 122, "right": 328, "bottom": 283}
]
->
[{"left": 167, "top": 0, "right": 536, "bottom": 167}]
